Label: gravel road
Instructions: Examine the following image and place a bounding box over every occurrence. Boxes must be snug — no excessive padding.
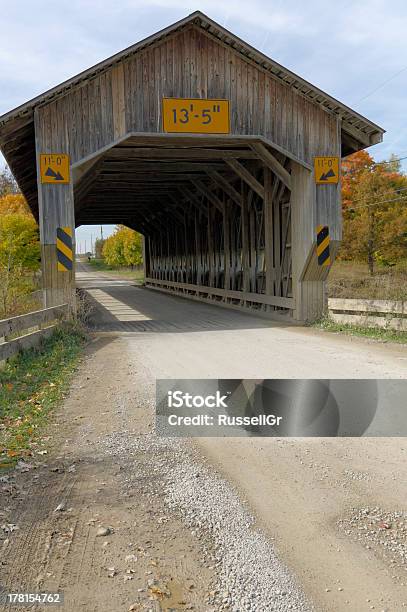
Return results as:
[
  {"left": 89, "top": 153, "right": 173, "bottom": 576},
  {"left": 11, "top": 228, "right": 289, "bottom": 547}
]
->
[
  {"left": 1, "top": 265, "right": 405, "bottom": 612},
  {"left": 0, "top": 335, "right": 311, "bottom": 611}
]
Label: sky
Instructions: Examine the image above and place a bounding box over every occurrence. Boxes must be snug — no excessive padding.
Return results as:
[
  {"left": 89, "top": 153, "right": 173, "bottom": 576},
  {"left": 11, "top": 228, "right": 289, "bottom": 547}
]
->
[{"left": 1, "top": 0, "right": 407, "bottom": 252}]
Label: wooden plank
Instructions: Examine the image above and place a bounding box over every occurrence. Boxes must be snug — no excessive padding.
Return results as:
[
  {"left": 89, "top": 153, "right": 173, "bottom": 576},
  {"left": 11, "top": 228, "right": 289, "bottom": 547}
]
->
[
  {"left": 226, "top": 158, "right": 264, "bottom": 199},
  {"left": 107, "top": 147, "right": 258, "bottom": 160},
  {"left": 144, "top": 277, "right": 295, "bottom": 309},
  {"left": 0, "top": 326, "right": 56, "bottom": 361},
  {"left": 111, "top": 64, "right": 126, "bottom": 139},
  {"left": 0, "top": 304, "right": 68, "bottom": 337},
  {"left": 251, "top": 142, "right": 292, "bottom": 190}
]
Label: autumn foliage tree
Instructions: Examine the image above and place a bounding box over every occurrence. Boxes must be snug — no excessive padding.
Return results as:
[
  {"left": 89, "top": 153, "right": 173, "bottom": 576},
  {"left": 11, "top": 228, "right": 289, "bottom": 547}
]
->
[
  {"left": 340, "top": 151, "right": 407, "bottom": 273},
  {"left": 102, "top": 226, "right": 143, "bottom": 268},
  {"left": 0, "top": 167, "right": 41, "bottom": 315}
]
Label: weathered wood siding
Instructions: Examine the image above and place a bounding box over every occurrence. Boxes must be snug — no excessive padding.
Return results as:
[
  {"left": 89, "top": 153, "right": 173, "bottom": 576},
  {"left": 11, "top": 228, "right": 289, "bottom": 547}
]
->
[
  {"left": 36, "top": 25, "right": 340, "bottom": 168},
  {"left": 34, "top": 24, "right": 341, "bottom": 318}
]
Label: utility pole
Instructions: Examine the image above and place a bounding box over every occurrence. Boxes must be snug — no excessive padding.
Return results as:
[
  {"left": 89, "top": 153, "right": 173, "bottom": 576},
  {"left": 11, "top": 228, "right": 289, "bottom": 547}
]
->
[{"left": 100, "top": 225, "right": 104, "bottom": 240}]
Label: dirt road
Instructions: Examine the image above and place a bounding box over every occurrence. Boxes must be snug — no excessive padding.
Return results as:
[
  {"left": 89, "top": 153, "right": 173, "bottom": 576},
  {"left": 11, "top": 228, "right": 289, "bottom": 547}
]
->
[{"left": 1, "top": 266, "right": 406, "bottom": 611}]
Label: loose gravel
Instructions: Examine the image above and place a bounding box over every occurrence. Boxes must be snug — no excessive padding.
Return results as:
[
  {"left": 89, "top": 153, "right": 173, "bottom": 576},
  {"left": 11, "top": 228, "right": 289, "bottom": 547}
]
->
[
  {"left": 339, "top": 507, "right": 407, "bottom": 580},
  {"left": 105, "top": 415, "right": 311, "bottom": 612},
  {"left": 166, "top": 449, "right": 311, "bottom": 611}
]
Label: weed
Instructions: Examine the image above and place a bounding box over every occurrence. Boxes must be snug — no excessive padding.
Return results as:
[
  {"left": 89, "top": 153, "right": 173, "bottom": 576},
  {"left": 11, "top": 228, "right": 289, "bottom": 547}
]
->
[
  {"left": 314, "top": 315, "right": 407, "bottom": 344},
  {"left": 0, "top": 324, "right": 86, "bottom": 468}
]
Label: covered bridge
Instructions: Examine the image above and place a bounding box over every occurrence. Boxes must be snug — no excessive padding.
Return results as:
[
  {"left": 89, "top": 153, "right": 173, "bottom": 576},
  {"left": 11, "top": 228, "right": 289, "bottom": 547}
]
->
[{"left": 0, "top": 11, "right": 384, "bottom": 322}]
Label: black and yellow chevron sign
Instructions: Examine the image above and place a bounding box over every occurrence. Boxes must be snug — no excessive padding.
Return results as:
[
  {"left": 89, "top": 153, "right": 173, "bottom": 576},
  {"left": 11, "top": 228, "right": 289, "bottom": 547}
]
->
[
  {"left": 316, "top": 225, "right": 330, "bottom": 266},
  {"left": 57, "top": 227, "right": 73, "bottom": 272}
]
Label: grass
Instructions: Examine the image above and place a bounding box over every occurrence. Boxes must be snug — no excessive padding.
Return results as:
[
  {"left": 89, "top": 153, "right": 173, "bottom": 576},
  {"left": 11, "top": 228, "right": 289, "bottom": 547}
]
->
[
  {"left": 88, "top": 258, "right": 144, "bottom": 283},
  {"left": 328, "top": 259, "right": 407, "bottom": 301},
  {"left": 0, "top": 324, "right": 86, "bottom": 469},
  {"left": 314, "top": 315, "right": 407, "bottom": 344}
]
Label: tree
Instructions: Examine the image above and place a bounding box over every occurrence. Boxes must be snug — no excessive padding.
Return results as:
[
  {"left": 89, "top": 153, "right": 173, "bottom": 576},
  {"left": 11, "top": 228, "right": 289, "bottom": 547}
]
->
[
  {"left": 102, "top": 230, "right": 126, "bottom": 266},
  {"left": 0, "top": 193, "right": 31, "bottom": 216},
  {"left": 0, "top": 166, "right": 19, "bottom": 197},
  {"left": 0, "top": 213, "right": 40, "bottom": 314},
  {"left": 94, "top": 237, "right": 105, "bottom": 259},
  {"left": 102, "top": 226, "right": 143, "bottom": 268},
  {"left": 123, "top": 227, "right": 143, "bottom": 268},
  {"left": 340, "top": 151, "right": 407, "bottom": 273}
]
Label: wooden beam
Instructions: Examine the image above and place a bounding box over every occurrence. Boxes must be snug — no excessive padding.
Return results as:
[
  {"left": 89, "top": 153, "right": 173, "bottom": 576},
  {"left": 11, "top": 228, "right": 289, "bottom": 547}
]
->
[
  {"left": 108, "top": 147, "right": 258, "bottom": 160},
  {"left": 144, "top": 277, "right": 295, "bottom": 310},
  {"left": 251, "top": 142, "right": 292, "bottom": 190},
  {"left": 178, "top": 187, "right": 209, "bottom": 216},
  {"left": 206, "top": 170, "right": 242, "bottom": 207},
  {"left": 225, "top": 159, "right": 264, "bottom": 199},
  {"left": 194, "top": 181, "right": 224, "bottom": 212}
]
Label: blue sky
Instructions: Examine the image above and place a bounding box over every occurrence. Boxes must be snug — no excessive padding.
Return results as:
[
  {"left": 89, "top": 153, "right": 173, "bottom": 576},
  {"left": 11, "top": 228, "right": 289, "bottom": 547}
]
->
[{"left": 1, "top": 0, "right": 407, "bottom": 251}]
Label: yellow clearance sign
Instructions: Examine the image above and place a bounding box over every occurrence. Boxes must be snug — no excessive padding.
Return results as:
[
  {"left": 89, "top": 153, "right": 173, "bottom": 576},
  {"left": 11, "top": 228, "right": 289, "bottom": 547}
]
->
[
  {"left": 162, "top": 98, "right": 230, "bottom": 134},
  {"left": 314, "top": 156, "right": 339, "bottom": 184},
  {"left": 40, "top": 153, "right": 70, "bottom": 184}
]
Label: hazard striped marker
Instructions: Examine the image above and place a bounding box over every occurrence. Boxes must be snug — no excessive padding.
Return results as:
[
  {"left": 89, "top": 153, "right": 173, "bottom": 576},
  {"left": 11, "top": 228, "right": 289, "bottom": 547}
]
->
[
  {"left": 316, "top": 225, "right": 330, "bottom": 266},
  {"left": 57, "top": 227, "right": 73, "bottom": 272}
]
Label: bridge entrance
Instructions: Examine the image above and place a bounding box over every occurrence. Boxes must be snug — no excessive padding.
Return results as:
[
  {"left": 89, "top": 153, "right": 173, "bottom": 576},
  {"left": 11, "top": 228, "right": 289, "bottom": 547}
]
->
[{"left": 0, "top": 11, "right": 384, "bottom": 322}]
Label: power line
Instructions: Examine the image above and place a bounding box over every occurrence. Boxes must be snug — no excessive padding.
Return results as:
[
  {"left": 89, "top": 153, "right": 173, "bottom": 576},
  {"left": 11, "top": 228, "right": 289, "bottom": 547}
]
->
[
  {"left": 353, "top": 65, "right": 407, "bottom": 104},
  {"left": 343, "top": 154, "right": 407, "bottom": 167},
  {"left": 343, "top": 185, "right": 407, "bottom": 205},
  {"left": 345, "top": 194, "right": 407, "bottom": 212}
]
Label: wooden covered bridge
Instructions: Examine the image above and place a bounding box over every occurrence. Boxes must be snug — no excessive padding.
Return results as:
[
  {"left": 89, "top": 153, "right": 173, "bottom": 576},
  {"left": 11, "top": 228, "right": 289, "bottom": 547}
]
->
[{"left": 0, "top": 11, "right": 384, "bottom": 322}]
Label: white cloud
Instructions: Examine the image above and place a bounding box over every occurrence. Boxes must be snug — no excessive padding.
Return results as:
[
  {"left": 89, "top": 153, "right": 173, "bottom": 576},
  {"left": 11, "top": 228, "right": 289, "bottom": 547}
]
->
[{"left": 1, "top": 0, "right": 406, "bottom": 171}]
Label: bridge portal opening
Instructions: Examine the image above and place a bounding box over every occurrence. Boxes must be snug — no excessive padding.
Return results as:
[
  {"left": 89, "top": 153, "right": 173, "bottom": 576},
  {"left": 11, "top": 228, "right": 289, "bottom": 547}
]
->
[{"left": 74, "top": 134, "right": 295, "bottom": 318}]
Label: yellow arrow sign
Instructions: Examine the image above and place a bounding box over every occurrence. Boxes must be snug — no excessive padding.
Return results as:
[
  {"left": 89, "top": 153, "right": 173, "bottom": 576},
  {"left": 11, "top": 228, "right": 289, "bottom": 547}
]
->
[
  {"left": 314, "top": 157, "right": 339, "bottom": 184},
  {"left": 40, "top": 153, "right": 70, "bottom": 184}
]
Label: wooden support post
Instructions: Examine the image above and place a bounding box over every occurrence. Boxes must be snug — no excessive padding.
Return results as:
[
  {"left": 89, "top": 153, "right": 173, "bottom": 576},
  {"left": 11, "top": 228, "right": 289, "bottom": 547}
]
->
[
  {"left": 207, "top": 202, "right": 214, "bottom": 287},
  {"left": 223, "top": 198, "right": 231, "bottom": 292},
  {"left": 142, "top": 235, "right": 148, "bottom": 279},
  {"left": 290, "top": 163, "right": 325, "bottom": 322},
  {"left": 35, "top": 110, "right": 75, "bottom": 310},
  {"left": 273, "top": 186, "right": 281, "bottom": 297},
  {"left": 241, "top": 183, "right": 250, "bottom": 294},
  {"left": 195, "top": 209, "right": 201, "bottom": 285},
  {"left": 264, "top": 168, "right": 274, "bottom": 298},
  {"left": 249, "top": 201, "right": 256, "bottom": 292}
]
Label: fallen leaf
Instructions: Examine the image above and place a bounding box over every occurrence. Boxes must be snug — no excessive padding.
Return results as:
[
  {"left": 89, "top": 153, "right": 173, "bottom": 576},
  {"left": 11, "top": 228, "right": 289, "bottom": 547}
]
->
[{"left": 148, "top": 585, "right": 170, "bottom": 600}]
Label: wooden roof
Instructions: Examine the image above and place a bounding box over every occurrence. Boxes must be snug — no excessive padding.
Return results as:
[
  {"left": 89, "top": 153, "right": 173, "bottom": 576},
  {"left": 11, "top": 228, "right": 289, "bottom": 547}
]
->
[{"left": 0, "top": 11, "right": 385, "bottom": 221}]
